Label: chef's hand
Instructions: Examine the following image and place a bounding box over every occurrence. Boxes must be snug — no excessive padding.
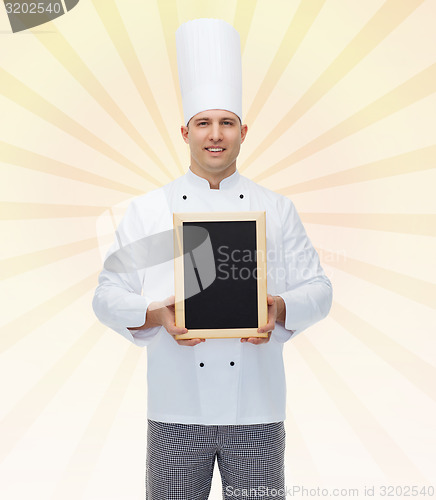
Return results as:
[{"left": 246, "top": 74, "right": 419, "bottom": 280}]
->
[
  {"left": 241, "top": 295, "right": 285, "bottom": 345},
  {"left": 146, "top": 295, "right": 205, "bottom": 347}
]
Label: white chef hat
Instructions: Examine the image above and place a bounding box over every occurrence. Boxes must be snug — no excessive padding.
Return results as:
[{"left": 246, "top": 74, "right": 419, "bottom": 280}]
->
[{"left": 176, "top": 18, "right": 242, "bottom": 125}]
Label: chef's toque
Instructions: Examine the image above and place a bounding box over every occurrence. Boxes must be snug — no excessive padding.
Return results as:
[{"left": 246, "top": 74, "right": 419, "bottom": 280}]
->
[{"left": 176, "top": 18, "right": 242, "bottom": 125}]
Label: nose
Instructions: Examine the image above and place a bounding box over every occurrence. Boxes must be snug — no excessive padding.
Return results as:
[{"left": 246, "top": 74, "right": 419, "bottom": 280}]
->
[{"left": 209, "top": 122, "right": 222, "bottom": 142}]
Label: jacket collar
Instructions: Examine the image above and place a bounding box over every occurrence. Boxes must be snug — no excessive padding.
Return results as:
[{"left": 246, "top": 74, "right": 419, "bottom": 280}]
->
[{"left": 186, "top": 168, "right": 241, "bottom": 191}]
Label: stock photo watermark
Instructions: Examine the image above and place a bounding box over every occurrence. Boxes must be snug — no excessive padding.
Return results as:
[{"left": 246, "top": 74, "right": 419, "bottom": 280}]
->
[
  {"left": 3, "top": 0, "right": 79, "bottom": 32},
  {"left": 224, "top": 484, "right": 435, "bottom": 498},
  {"left": 215, "top": 245, "right": 345, "bottom": 282}
]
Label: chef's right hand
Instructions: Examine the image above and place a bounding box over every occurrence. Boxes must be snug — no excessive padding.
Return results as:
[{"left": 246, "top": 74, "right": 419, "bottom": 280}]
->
[{"left": 147, "top": 296, "right": 205, "bottom": 347}]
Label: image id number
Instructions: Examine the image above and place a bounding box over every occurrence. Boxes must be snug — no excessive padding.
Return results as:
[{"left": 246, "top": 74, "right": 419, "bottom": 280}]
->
[
  {"left": 5, "top": 2, "right": 62, "bottom": 15},
  {"left": 380, "top": 485, "right": 435, "bottom": 496}
]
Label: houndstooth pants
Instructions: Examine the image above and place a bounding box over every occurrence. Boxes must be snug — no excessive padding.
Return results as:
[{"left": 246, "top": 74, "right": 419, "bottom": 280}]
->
[{"left": 146, "top": 419, "right": 286, "bottom": 500}]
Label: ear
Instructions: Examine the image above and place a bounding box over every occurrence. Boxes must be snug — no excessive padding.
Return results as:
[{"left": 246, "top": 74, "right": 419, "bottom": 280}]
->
[
  {"left": 181, "top": 125, "right": 189, "bottom": 144},
  {"left": 240, "top": 124, "right": 248, "bottom": 144}
]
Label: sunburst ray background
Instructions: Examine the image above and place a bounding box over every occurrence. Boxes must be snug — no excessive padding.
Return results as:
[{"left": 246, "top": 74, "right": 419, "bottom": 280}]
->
[{"left": 1, "top": 1, "right": 435, "bottom": 499}]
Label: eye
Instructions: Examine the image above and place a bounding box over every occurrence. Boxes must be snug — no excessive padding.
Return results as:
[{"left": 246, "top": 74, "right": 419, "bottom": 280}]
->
[
  {"left": 198, "top": 121, "right": 208, "bottom": 126},
  {"left": 223, "top": 121, "right": 233, "bottom": 125}
]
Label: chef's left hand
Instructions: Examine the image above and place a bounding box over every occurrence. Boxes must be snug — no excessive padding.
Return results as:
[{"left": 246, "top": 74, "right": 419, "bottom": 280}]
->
[{"left": 241, "top": 295, "right": 284, "bottom": 345}]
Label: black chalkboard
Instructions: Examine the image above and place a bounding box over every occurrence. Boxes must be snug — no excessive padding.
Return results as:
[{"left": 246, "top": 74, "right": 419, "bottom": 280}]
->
[
  {"left": 184, "top": 220, "right": 258, "bottom": 329},
  {"left": 174, "top": 212, "right": 267, "bottom": 339}
]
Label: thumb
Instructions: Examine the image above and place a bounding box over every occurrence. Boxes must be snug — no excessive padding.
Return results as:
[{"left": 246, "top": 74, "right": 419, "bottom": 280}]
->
[{"left": 163, "top": 295, "right": 175, "bottom": 307}]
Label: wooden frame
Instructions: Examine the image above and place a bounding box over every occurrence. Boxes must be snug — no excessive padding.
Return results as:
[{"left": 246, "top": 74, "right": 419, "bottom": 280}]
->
[{"left": 173, "top": 211, "right": 268, "bottom": 339}]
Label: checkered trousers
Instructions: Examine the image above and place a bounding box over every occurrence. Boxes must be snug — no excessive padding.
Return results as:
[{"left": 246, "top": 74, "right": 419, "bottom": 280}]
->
[{"left": 146, "top": 419, "right": 285, "bottom": 500}]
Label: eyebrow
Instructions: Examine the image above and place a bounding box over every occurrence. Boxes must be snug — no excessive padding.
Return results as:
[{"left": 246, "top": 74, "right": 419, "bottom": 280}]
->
[{"left": 193, "top": 116, "right": 237, "bottom": 123}]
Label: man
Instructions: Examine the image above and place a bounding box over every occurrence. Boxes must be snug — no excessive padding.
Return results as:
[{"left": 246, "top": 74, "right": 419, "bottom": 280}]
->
[{"left": 93, "top": 18, "right": 332, "bottom": 500}]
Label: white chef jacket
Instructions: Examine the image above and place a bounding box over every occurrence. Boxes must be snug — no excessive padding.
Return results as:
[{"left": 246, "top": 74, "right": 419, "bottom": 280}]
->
[{"left": 93, "top": 169, "right": 332, "bottom": 425}]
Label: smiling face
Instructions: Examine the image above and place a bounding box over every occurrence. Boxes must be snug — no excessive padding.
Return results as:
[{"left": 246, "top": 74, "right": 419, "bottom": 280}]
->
[{"left": 181, "top": 109, "right": 248, "bottom": 187}]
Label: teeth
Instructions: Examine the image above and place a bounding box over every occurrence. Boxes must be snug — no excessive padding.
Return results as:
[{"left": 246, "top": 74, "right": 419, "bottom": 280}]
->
[{"left": 207, "top": 148, "right": 223, "bottom": 152}]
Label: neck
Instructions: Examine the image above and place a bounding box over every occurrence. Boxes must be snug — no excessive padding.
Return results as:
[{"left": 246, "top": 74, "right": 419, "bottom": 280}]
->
[{"left": 190, "top": 166, "right": 237, "bottom": 189}]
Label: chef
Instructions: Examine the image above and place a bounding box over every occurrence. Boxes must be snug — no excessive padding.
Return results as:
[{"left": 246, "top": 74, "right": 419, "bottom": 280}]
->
[{"left": 93, "top": 18, "right": 332, "bottom": 500}]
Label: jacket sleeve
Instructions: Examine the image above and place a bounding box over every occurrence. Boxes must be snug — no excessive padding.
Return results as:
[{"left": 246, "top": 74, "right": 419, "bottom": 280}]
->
[
  {"left": 92, "top": 200, "right": 161, "bottom": 347},
  {"left": 275, "top": 197, "right": 332, "bottom": 342}
]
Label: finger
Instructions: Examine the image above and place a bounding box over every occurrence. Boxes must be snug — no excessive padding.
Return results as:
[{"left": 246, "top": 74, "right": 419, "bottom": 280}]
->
[
  {"left": 167, "top": 325, "right": 188, "bottom": 337},
  {"left": 257, "top": 321, "right": 274, "bottom": 333},
  {"left": 246, "top": 337, "right": 269, "bottom": 345},
  {"left": 267, "top": 294, "right": 275, "bottom": 305},
  {"left": 163, "top": 295, "right": 175, "bottom": 307},
  {"left": 177, "top": 338, "right": 205, "bottom": 346},
  {"left": 242, "top": 332, "right": 270, "bottom": 342}
]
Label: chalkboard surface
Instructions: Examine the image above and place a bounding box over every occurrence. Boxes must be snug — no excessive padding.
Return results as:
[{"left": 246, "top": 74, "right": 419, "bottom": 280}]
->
[
  {"left": 174, "top": 212, "right": 267, "bottom": 339},
  {"left": 184, "top": 220, "right": 258, "bottom": 329}
]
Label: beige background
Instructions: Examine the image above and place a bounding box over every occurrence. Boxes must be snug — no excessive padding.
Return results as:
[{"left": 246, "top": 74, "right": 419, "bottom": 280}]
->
[{"left": 0, "top": 1, "right": 435, "bottom": 499}]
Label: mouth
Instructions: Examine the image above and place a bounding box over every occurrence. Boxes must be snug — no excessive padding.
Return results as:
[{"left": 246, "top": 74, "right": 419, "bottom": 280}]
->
[{"left": 205, "top": 147, "right": 225, "bottom": 153}]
